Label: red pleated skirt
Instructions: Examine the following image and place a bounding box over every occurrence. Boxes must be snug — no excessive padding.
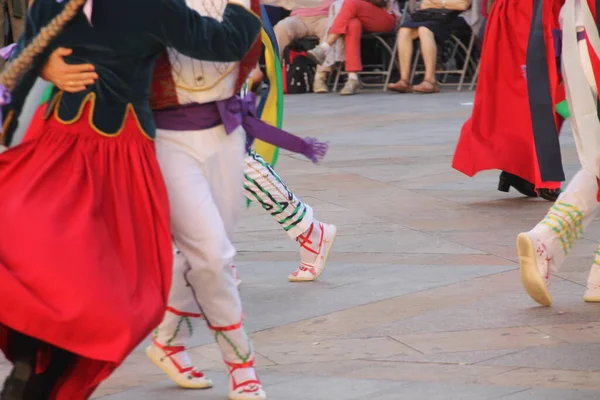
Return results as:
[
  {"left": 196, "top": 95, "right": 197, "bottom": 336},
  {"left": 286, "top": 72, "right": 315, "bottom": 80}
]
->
[
  {"left": 0, "top": 102, "right": 172, "bottom": 398},
  {"left": 452, "top": 0, "right": 562, "bottom": 190}
]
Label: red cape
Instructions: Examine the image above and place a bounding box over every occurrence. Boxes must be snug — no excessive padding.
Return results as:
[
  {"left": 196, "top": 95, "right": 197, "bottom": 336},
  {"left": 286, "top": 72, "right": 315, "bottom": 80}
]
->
[{"left": 453, "top": 0, "right": 565, "bottom": 189}]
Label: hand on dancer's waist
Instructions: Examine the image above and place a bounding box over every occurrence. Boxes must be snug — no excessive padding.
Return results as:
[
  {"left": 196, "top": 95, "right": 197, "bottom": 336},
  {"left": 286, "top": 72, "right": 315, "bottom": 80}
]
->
[{"left": 41, "top": 48, "right": 98, "bottom": 93}]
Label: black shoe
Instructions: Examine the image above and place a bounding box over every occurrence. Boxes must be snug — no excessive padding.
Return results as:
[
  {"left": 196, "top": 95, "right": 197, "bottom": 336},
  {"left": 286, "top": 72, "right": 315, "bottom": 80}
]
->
[
  {"left": 539, "top": 188, "right": 561, "bottom": 202},
  {"left": 1, "top": 332, "right": 73, "bottom": 400},
  {"left": 1, "top": 332, "right": 39, "bottom": 400},
  {"left": 1, "top": 361, "right": 36, "bottom": 400},
  {"left": 498, "top": 171, "right": 537, "bottom": 197}
]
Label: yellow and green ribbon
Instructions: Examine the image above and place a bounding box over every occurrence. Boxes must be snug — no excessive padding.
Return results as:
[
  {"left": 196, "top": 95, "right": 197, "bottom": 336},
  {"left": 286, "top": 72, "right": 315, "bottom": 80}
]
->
[{"left": 254, "top": 5, "right": 284, "bottom": 168}]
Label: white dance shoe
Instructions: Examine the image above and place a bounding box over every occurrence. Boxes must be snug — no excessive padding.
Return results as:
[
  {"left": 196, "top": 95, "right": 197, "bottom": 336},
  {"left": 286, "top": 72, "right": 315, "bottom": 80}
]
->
[
  {"left": 584, "top": 263, "right": 600, "bottom": 302},
  {"left": 226, "top": 360, "right": 267, "bottom": 400},
  {"left": 146, "top": 341, "right": 213, "bottom": 389},
  {"left": 289, "top": 222, "right": 337, "bottom": 282},
  {"left": 517, "top": 231, "right": 553, "bottom": 306}
]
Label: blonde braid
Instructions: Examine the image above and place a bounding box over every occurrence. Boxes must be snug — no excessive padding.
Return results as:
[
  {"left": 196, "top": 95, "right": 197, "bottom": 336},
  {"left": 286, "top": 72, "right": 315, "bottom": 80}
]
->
[{"left": 0, "top": 0, "right": 86, "bottom": 92}]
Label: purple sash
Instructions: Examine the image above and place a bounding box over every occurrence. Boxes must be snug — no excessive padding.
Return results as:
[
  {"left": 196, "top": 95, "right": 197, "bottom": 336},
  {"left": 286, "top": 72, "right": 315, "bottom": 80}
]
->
[{"left": 153, "top": 92, "right": 327, "bottom": 163}]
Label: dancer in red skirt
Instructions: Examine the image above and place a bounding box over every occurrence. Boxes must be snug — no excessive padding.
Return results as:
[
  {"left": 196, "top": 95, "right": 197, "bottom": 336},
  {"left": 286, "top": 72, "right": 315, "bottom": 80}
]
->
[
  {"left": 0, "top": 0, "right": 261, "bottom": 399},
  {"left": 452, "top": 0, "right": 565, "bottom": 201}
]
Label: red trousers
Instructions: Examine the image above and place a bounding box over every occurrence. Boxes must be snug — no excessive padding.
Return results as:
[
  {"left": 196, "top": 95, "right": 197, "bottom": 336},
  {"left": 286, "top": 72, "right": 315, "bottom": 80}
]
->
[{"left": 329, "top": 0, "right": 396, "bottom": 72}]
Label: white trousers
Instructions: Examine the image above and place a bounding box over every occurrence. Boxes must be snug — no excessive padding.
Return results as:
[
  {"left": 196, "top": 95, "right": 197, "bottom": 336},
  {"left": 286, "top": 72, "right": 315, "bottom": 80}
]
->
[
  {"left": 153, "top": 125, "right": 254, "bottom": 365},
  {"left": 539, "top": 169, "right": 599, "bottom": 264}
]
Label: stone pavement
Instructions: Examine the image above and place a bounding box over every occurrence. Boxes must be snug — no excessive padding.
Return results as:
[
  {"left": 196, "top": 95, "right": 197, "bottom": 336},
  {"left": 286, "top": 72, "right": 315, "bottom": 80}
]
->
[{"left": 2, "top": 89, "right": 600, "bottom": 399}]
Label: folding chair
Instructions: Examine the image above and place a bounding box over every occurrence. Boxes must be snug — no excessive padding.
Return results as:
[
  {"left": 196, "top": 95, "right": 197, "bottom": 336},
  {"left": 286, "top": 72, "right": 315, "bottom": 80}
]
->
[
  {"left": 383, "top": 1, "right": 410, "bottom": 91},
  {"left": 410, "top": 29, "right": 478, "bottom": 91},
  {"left": 469, "top": 57, "right": 480, "bottom": 90}
]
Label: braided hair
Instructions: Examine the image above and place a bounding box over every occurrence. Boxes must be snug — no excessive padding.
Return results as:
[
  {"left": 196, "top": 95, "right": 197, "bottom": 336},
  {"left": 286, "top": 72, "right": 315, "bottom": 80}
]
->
[{"left": 0, "top": 0, "right": 87, "bottom": 92}]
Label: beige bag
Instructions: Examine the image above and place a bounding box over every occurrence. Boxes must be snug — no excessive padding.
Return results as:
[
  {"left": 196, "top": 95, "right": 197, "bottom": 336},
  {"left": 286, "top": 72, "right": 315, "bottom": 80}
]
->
[{"left": 420, "top": 0, "right": 472, "bottom": 11}]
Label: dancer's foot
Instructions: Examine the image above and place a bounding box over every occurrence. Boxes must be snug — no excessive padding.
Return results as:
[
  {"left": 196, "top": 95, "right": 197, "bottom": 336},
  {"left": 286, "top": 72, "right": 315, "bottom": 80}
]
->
[
  {"left": 232, "top": 264, "right": 242, "bottom": 288},
  {"left": 289, "top": 221, "right": 337, "bottom": 282},
  {"left": 146, "top": 341, "right": 213, "bottom": 389},
  {"left": 498, "top": 171, "right": 537, "bottom": 197},
  {"left": 539, "top": 188, "right": 562, "bottom": 202},
  {"left": 516, "top": 231, "right": 553, "bottom": 306},
  {"left": 226, "top": 360, "right": 266, "bottom": 400},
  {"left": 584, "top": 257, "right": 600, "bottom": 302},
  {"left": 0, "top": 332, "right": 72, "bottom": 399},
  {"left": 1, "top": 359, "right": 36, "bottom": 400}
]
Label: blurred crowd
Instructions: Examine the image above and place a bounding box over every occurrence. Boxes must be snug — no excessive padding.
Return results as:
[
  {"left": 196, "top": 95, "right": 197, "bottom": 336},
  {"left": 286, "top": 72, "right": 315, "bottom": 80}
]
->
[{"left": 262, "top": 0, "right": 482, "bottom": 95}]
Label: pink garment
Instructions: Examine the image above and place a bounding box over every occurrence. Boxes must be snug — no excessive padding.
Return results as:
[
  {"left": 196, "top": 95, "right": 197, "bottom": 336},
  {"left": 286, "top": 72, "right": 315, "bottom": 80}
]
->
[{"left": 292, "top": 0, "right": 334, "bottom": 17}]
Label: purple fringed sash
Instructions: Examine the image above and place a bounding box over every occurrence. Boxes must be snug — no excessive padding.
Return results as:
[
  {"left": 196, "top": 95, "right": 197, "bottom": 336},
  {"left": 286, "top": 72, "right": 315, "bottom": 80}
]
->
[{"left": 154, "top": 92, "right": 328, "bottom": 164}]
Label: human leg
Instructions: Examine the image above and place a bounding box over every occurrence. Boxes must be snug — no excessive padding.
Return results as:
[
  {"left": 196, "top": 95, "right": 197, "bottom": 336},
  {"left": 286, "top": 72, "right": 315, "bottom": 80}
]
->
[
  {"left": 156, "top": 126, "right": 264, "bottom": 400},
  {"left": 146, "top": 249, "right": 212, "bottom": 389},
  {"left": 411, "top": 26, "right": 441, "bottom": 93},
  {"left": 1, "top": 330, "right": 75, "bottom": 400},
  {"left": 274, "top": 16, "right": 308, "bottom": 58},
  {"left": 332, "top": 0, "right": 395, "bottom": 93},
  {"left": 517, "top": 169, "right": 600, "bottom": 306},
  {"left": 306, "top": 15, "right": 331, "bottom": 93},
  {"left": 243, "top": 151, "right": 337, "bottom": 281},
  {"left": 338, "top": 18, "right": 362, "bottom": 94},
  {"left": 388, "top": 27, "right": 418, "bottom": 92},
  {"left": 306, "top": 0, "right": 371, "bottom": 65}
]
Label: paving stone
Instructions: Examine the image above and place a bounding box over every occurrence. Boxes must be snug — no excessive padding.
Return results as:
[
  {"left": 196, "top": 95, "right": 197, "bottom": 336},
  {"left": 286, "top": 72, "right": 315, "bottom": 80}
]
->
[
  {"left": 5, "top": 91, "right": 600, "bottom": 399},
  {"left": 480, "top": 343, "right": 600, "bottom": 371}
]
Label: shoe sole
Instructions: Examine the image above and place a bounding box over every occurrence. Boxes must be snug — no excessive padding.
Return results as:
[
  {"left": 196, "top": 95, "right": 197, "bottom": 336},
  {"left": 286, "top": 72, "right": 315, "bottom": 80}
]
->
[
  {"left": 229, "top": 391, "right": 267, "bottom": 400},
  {"left": 145, "top": 347, "right": 213, "bottom": 389},
  {"left": 584, "top": 296, "right": 600, "bottom": 302},
  {"left": 517, "top": 233, "right": 552, "bottom": 306},
  {"left": 289, "top": 226, "right": 338, "bottom": 283},
  {"left": 583, "top": 291, "right": 600, "bottom": 302}
]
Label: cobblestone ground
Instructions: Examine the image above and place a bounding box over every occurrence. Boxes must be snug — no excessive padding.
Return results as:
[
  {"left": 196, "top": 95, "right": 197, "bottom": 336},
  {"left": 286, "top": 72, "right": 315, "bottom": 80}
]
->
[{"left": 3, "top": 89, "right": 599, "bottom": 399}]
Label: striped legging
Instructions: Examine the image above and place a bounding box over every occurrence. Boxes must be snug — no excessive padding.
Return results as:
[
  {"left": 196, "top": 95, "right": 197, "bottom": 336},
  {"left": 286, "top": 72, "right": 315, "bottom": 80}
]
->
[{"left": 243, "top": 151, "right": 314, "bottom": 239}]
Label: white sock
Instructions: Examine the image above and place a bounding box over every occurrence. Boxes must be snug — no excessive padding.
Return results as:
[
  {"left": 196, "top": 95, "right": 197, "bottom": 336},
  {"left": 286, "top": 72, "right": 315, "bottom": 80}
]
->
[
  {"left": 348, "top": 72, "right": 358, "bottom": 81},
  {"left": 319, "top": 42, "right": 330, "bottom": 52},
  {"left": 297, "top": 221, "right": 322, "bottom": 263}
]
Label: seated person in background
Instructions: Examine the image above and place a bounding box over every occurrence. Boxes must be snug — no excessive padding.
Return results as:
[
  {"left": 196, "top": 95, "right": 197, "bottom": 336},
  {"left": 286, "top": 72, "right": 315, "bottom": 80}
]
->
[
  {"left": 307, "top": 0, "right": 398, "bottom": 95},
  {"left": 388, "top": 12, "right": 462, "bottom": 93},
  {"left": 275, "top": 0, "right": 334, "bottom": 93}
]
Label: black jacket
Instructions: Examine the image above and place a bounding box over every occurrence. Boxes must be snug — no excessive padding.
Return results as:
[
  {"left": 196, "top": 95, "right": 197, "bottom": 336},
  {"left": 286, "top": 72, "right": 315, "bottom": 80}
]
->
[{"left": 3, "top": 0, "right": 261, "bottom": 144}]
